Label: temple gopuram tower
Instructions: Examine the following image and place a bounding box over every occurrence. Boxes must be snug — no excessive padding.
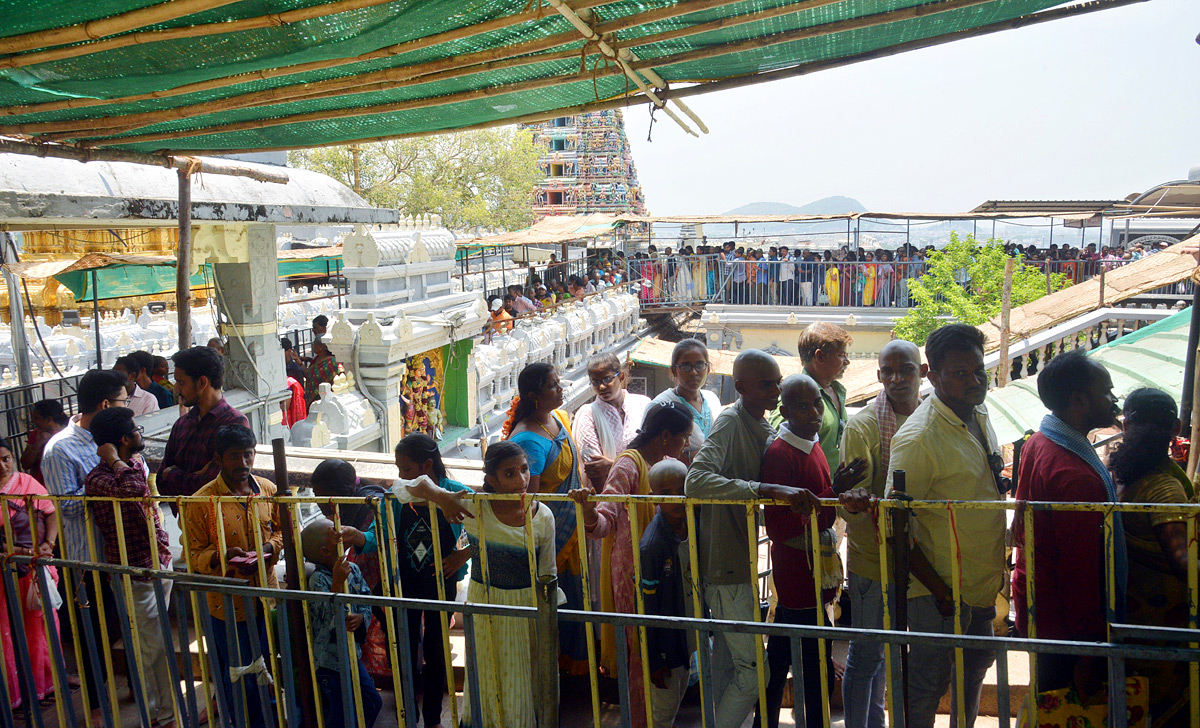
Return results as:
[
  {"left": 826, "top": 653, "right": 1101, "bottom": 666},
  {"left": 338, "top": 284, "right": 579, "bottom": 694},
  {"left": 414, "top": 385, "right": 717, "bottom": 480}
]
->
[{"left": 528, "top": 109, "right": 648, "bottom": 217}]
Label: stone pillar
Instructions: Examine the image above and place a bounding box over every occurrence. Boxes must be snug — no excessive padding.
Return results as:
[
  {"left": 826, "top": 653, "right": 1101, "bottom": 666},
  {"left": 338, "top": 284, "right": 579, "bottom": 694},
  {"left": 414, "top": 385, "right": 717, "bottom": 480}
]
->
[{"left": 200, "top": 223, "right": 287, "bottom": 440}]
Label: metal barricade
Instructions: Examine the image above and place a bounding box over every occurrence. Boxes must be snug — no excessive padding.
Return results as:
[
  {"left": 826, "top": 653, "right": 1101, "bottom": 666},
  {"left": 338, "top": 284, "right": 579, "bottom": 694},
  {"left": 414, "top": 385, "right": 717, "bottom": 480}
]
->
[{"left": 0, "top": 483, "right": 1196, "bottom": 728}]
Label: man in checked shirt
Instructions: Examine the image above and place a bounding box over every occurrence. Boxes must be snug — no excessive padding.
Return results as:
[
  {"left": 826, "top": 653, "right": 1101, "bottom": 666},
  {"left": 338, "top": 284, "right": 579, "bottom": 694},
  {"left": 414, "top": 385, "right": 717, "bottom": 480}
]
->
[
  {"left": 157, "top": 346, "right": 249, "bottom": 501},
  {"left": 85, "top": 406, "right": 185, "bottom": 728}
]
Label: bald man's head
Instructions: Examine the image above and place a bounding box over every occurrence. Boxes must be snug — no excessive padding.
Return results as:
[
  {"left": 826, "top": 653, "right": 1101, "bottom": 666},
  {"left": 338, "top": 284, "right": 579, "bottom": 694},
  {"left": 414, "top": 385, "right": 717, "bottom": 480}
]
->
[
  {"left": 878, "top": 338, "right": 927, "bottom": 410},
  {"left": 732, "top": 349, "right": 779, "bottom": 382},
  {"left": 732, "top": 350, "right": 782, "bottom": 415}
]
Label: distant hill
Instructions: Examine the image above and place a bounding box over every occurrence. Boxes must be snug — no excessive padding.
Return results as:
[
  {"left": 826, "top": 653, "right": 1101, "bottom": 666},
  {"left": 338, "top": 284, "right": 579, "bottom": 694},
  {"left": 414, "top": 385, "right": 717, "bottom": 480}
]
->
[{"left": 722, "top": 196, "right": 868, "bottom": 216}]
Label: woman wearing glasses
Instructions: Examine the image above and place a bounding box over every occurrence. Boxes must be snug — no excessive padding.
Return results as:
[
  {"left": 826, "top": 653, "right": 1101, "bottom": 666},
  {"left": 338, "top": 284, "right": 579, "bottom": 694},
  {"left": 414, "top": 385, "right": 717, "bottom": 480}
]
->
[{"left": 652, "top": 338, "right": 723, "bottom": 464}]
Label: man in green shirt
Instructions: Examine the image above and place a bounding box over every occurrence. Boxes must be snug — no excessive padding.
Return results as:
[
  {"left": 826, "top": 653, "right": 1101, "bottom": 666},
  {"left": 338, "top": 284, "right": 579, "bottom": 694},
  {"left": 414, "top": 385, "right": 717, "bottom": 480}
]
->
[
  {"left": 772, "top": 322, "right": 853, "bottom": 469},
  {"left": 840, "top": 339, "right": 926, "bottom": 728}
]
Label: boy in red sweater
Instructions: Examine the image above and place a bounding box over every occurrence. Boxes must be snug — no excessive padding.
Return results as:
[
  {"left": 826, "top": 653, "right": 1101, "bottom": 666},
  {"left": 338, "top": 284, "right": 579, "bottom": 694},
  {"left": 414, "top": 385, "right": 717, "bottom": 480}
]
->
[{"left": 760, "top": 374, "right": 871, "bottom": 728}]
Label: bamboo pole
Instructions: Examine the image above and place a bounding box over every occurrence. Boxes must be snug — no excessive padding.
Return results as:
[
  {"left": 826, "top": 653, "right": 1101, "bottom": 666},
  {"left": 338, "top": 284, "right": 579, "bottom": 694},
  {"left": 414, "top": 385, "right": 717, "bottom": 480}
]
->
[
  {"left": 30, "top": 44, "right": 586, "bottom": 140},
  {"left": 10, "top": 0, "right": 776, "bottom": 139},
  {"left": 0, "top": 0, "right": 401, "bottom": 70},
  {"left": 0, "top": 0, "right": 620, "bottom": 117},
  {"left": 0, "top": 0, "right": 242, "bottom": 55},
  {"left": 0, "top": 138, "right": 289, "bottom": 182},
  {"left": 1187, "top": 345, "right": 1200, "bottom": 480},
  {"left": 545, "top": 0, "right": 698, "bottom": 136},
  {"left": 177, "top": 169, "right": 193, "bottom": 351},
  {"left": 997, "top": 257, "right": 1014, "bottom": 387},
  {"left": 149, "top": 0, "right": 1148, "bottom": 155},
  {"left": 79, "top": 0, "right": 1060, "bottom": 148}
]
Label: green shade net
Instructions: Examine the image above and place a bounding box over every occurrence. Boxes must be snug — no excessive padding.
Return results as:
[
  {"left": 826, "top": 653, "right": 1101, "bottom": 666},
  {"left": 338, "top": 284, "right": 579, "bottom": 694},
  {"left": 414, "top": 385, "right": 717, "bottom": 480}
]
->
[
  {"left": 55, "top": 263, "right": 210, "bottom": 302},
  {"left": 0, "top": 0, "right": 1073, "bottom": 152}
]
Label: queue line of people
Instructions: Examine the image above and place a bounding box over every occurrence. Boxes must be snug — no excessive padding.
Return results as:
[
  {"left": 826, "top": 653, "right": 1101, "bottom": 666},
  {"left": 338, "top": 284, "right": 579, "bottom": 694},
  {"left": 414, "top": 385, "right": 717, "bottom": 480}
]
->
[{"left": 0, "top": 319, "right": 1195, "bottom": 728}]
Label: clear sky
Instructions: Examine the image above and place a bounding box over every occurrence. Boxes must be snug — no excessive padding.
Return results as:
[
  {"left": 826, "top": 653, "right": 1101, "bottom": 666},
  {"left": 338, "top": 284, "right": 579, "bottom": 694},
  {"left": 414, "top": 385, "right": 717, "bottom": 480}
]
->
[{"left": 622, "top": 0, "right": 1198, "bottom": 216}]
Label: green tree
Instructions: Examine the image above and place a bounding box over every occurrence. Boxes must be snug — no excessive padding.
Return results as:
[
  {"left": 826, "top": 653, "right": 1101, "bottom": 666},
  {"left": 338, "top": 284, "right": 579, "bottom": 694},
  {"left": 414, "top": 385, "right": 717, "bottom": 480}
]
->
[
  {"left": 289, "top": 127, "right": 541, "bottom": 230},
  {"left": 894, "top": 233, "right": 1064, "bottom": 345}
]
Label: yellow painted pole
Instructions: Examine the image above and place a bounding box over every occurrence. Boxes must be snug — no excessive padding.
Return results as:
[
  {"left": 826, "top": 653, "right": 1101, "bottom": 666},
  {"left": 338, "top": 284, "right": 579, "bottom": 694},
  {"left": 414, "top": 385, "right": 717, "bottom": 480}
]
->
[
  {"left": 949, "top": 508, "right": 966, "bottom": 728},
  {"left": 176, "top": 497, "right": 216, "bottom": 726},
  {"left": 876, "top": 500, "right": 896, "bottom": 727},
  {"left": 289, "top": 498, "right": 327, "bottom": 728},
  {"left": 1187, "top": 514, "right": 1198, "bottom": 728},
  {"left": 572, "top": 498, "right": 603, "bottom": 728},
  {"left": 809, "top": 505, "right": 832, "bottom": 728},
  {"left": 426, "top": 498, "right": 461, "bottom": 728},
  {"left": 330, "top": 505, "right": 368, "bottom": 728},
  {"left": 375, "top": 499, "right": 407, "bottom": 728},
  {"left": 53, "top": 503, "right": 92, "bottom": 727},
  {"left": 142, "top": 496, "right": 182, "bottom": 728},
  {"left": 23, "top": 496, "right": 69, "bottom": 728},
  {"left": 111, "top": 502, "right": 156, "bottom": 721},
  {"left": 629, "top": 498, "right": 655, "bottom": 728},
  {"left": 746, "top": 506, "right": 769, "bottom": 725},
  {"left": 685, "top": 501, "right": 711, "bottom": 728},
  {"left": 83, "top": 499, "right": 121, "bottom": 722}
]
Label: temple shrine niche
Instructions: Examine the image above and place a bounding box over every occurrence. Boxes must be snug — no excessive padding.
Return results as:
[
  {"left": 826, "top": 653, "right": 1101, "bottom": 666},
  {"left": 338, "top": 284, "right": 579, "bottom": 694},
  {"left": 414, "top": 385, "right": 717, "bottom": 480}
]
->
[{"left": 527, "top": 109, "right": 648, "bottom": 218}]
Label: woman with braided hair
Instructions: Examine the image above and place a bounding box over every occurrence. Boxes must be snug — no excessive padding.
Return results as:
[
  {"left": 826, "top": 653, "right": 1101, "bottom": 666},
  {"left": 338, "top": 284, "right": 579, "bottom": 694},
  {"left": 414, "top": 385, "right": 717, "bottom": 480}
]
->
[{"left": 502, "top": 362, "right": 589, "bottom": 673}]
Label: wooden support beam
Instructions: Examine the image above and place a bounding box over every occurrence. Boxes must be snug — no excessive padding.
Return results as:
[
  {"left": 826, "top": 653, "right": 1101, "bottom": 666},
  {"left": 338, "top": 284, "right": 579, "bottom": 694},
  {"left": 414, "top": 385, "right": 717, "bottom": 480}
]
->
[
  {"left": 0, "top": 0, "right": 618, "bottom": 117},
  {"left": 0, "top": 0, "right": 242, "bottom": 55},
  {"left": 0, "top": 138, "right": 289, "bottom": 183},
  {"left": 76, "top": 0, "right": 981, "bottom": 146},
  {"left": 2, "top": 0, "right": 770, "bottom": 138},
  {"left": 0, "top": 0, "right": 400, "bottom": 70},
  {"left": 109, "top": 0, "right": 1147, "bottom": 154}
]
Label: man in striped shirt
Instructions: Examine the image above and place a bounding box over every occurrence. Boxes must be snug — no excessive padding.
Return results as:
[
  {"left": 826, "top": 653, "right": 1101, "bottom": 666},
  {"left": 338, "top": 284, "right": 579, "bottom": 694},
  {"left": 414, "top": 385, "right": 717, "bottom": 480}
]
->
[{"left": 41, "top": 367, "right": 130, "bottom": 723}]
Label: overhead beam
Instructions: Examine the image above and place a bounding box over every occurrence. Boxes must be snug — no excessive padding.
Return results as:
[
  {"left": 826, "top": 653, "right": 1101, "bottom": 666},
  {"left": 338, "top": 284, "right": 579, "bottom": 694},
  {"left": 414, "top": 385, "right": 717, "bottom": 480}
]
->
[
  {"left": 0, "top": 0, "right": 618, "bottom": 117},
  {"left": 0, "top": 0, "right": 402, "bottom": 69},
  {"left": 0, "top": 0, "right": 242, "bottom": 55},
  {"left": 158, "top": 0, "right": 1147, "bottom": 156},
  {"left": 0, "top": 138, "right": 290, "bottom": 183},
  {"left": 77, "top": 0, "right": 1006, "bottom": 147},
  {"left": 0, "top": 0, "right": 771, "bottom": 137}
]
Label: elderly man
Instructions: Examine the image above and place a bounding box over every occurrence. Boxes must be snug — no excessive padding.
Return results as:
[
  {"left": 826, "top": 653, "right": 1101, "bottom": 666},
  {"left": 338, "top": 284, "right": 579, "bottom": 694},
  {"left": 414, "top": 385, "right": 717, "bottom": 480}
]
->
[
  {"left": 840, "top": 339, "right": 927, "bottom": 728},
  {"left": 1012, "top": 349, "right": 1122, "bottom": 697},
  {"left": 773, "top": 322, "right": 853, "bottom": 470},
  {"left": 574, "top": 352, "right": 651, "bottom": 490},
  {"left": 888, "top": 324, "right": 1006, "bottom": 728}
]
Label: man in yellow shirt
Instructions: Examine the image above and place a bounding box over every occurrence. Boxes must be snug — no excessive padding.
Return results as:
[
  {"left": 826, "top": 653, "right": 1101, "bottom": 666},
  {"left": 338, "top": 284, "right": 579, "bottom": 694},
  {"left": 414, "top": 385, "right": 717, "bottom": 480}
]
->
[
  {"left": 182, "top": 424, "right": 282, "bottom": 728},
  {"left": 887, "top": 324, "right": 1006, "bottom": 728}
]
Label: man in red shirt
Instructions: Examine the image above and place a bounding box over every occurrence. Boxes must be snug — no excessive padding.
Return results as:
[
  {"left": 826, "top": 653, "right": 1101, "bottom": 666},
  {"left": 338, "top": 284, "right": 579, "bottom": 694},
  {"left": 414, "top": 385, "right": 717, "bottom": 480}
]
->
[
  {"left": 760, "top": 374, "right": 870, "bottom": 728},
  {"left": 1013, "top": 348, "right": 1121, "bottom": 697}
]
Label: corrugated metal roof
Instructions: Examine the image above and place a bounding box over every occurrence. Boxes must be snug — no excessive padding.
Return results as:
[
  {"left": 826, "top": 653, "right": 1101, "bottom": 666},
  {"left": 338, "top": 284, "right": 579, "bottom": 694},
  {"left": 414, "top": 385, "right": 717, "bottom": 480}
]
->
[{"left": 985, "top": 307, "right": 1192, "bottom": 445}]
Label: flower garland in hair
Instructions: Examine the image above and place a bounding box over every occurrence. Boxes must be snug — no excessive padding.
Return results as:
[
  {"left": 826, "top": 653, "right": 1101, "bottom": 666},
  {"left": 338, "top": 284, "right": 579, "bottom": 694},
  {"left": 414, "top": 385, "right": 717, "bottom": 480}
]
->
[{"left": 501, "top": 396, "right": 521, "bottom": 439}]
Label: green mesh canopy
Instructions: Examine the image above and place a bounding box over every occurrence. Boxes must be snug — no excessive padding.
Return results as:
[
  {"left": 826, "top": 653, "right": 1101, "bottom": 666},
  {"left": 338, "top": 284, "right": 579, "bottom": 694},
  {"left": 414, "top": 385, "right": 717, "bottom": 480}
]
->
[{"left": 0, "top": 0, "right": 1104, "bottom": 153}]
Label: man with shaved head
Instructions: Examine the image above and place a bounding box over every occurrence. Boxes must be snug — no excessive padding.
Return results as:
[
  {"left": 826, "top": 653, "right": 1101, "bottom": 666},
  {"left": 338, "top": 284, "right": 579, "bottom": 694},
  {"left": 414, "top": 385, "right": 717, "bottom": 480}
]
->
[
  {"left": 685, "top": 349, "right": 823, "bottom": 728},
  {"left": 840, "top": 338, "right": 927, "bottom": 728}
]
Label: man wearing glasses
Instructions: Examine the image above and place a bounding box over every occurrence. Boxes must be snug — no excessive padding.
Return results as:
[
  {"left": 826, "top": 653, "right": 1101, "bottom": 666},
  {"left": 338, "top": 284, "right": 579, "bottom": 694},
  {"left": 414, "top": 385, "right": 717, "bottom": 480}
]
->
[
  {"left": 86, "top": 407, "right": 182, "bottom": 728},
  {"left": 40, "top": 368, "right": 132, "bottom": 724},
  {"left": 574, "top": 352, "right": 651, "bottom": 491}
]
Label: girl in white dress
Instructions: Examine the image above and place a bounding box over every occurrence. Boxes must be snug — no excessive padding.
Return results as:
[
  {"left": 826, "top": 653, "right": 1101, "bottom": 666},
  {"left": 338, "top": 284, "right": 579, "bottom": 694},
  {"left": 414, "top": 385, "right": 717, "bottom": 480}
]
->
[{"left": 461, "top": 442, "right": 557, "bottom": 728}]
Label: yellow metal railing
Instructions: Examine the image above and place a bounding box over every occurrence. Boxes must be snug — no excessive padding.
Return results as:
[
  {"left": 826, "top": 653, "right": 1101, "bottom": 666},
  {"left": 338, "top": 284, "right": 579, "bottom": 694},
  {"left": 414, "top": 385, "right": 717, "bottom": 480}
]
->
[{"left": 0, "top": 489, "right": 1195, "bottom": 728}]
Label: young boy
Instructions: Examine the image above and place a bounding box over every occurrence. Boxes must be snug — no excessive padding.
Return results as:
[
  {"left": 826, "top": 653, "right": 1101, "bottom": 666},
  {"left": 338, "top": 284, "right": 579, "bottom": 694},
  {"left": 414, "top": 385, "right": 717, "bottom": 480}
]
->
[
  {"left": 302, "top": 519, "right": 382, "bottom": 728},
  {"left": 639, "top": 459, "right": 695, "bottom": 728},
  {"left": 760, "top": 374, "right": 871, "bottom": 728},
  {"left": 182, "top": 425, "right": 282, "bottom": 728}
]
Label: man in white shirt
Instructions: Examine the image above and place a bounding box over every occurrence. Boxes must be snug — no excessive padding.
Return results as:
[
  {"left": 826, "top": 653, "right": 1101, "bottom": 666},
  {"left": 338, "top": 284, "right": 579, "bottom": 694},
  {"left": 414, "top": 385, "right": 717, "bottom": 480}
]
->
[
  {"left": 778, "top": 246, "right": 796, "bottom": 306},
  {"left": 114, "top": 354, "right": 160, "bottom": 416}
]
